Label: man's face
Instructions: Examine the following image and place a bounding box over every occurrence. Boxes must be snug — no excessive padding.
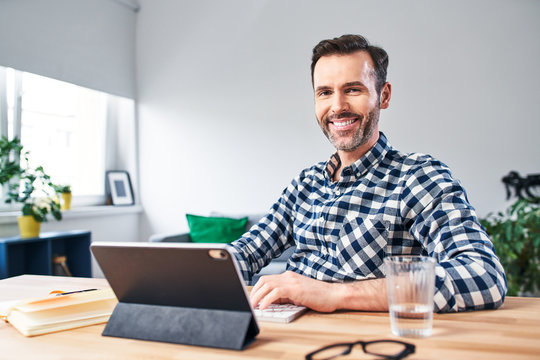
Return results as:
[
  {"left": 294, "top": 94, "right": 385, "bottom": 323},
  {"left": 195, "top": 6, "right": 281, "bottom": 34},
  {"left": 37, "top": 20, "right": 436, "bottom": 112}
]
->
[{"left": 313, "top": 51, "right": 384, "bottom": 153}]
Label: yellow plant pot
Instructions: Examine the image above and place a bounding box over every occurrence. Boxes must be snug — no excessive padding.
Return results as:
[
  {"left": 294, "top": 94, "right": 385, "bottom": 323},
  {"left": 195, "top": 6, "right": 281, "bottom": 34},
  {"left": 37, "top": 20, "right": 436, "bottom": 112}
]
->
[
  {"left": 61, "top": 192, "right": 72, "bottom": 210},
  {"left": 18, "top": 215, "right": 41, "bottom": 238}
]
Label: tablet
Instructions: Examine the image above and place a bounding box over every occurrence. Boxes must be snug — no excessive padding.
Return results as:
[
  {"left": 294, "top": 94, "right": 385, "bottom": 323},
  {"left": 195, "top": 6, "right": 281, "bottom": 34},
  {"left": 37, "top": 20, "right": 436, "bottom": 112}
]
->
[{"left": 90, "top": 241, "right": 259, "bottom": 349}]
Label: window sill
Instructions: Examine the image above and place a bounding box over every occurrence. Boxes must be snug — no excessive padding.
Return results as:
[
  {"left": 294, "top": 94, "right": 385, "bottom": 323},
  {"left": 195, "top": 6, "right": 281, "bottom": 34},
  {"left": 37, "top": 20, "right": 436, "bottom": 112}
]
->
[{"left": 0, "top": 204, "right": 143, "bottom": 225}]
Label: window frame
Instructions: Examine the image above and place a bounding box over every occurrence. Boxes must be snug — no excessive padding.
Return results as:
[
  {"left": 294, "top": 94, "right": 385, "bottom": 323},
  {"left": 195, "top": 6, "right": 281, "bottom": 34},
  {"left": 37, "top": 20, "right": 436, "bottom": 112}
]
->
[{"left": 0, "top": 66, "right": 136, "bottom": 211}]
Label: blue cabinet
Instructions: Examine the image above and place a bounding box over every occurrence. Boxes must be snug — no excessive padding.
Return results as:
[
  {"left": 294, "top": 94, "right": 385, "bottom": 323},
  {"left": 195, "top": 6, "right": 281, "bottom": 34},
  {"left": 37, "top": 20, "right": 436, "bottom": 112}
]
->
[{"left": 0, "top": 230, "right": 91, "bottom": 279}]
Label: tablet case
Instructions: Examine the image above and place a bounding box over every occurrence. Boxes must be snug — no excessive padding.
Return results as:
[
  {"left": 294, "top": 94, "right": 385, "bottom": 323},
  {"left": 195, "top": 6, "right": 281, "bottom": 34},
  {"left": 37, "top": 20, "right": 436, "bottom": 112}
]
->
[{"left": 91, "top": 242, "right": 259, "bottom": 350}]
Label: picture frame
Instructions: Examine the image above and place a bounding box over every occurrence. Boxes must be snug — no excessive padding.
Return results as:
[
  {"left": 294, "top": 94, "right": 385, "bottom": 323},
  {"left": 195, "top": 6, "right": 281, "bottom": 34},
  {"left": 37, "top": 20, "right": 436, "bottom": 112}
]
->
[{"left": 106, "top": 171, "right": 134, "bottom": 206}]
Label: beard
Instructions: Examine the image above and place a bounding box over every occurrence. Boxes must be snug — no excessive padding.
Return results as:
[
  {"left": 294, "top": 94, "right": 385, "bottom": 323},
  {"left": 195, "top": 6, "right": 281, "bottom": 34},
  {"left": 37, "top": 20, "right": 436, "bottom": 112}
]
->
[{"left": 319, "top": 107, "right": 380, "bottom": 152}]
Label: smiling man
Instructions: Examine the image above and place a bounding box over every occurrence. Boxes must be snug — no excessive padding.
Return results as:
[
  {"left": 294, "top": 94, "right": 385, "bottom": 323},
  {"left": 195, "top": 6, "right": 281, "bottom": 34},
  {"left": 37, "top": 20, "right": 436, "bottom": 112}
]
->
[
  {"left": 313, "top": 49, "right": 390, "bottom": 180},
  {"left": 230, "top": 34, "right": 507, "bottom": 313}
]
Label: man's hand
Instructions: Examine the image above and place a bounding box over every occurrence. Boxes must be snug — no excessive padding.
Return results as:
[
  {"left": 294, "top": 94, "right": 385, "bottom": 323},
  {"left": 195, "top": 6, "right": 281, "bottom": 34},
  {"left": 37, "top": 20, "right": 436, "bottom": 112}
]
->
[
  {"left": 250, "top": 271, "right": 389, "bottom": 312},
  {"left": 250, "top": 271, "right": 340, "bottom": 312}
]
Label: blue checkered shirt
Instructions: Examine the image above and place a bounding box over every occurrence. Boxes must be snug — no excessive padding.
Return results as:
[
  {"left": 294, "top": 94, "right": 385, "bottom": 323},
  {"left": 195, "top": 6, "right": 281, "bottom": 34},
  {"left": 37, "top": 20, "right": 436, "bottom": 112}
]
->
[{"left": 231, "top": 132, "right": 507, "bottom": 312}]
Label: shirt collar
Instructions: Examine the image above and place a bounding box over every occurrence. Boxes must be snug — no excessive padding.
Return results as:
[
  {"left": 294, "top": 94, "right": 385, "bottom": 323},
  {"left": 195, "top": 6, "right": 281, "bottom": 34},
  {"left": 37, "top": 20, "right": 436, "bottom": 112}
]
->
[{"left": 325, "top": 132, "right": 392, "bottom": 181}]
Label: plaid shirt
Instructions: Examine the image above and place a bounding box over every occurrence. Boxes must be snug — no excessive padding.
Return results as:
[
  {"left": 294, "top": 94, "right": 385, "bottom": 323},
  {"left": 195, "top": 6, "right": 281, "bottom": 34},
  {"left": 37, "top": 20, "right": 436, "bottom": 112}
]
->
[{"left": 231, "top": 132, "right": 507, "bottom": 312}]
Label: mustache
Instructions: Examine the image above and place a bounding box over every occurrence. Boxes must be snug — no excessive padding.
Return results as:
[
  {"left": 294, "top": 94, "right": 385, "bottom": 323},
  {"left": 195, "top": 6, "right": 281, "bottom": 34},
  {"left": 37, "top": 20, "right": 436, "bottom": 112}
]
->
[{"left": 325, "top": 112, "right": 363, "bottom": 123}]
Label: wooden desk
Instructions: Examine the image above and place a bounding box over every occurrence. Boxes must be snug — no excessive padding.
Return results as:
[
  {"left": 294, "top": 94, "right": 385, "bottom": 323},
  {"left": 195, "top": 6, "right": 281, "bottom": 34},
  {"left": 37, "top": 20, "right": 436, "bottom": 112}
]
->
[{"left": 1, "top": 275, "right": 539, "bottom": 360}]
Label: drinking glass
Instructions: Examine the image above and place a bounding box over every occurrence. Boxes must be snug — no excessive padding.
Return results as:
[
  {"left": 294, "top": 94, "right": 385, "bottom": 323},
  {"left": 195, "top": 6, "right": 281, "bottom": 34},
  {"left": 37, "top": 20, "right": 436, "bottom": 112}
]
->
[{"left": 384, "top": 255, "right": 436, "bottom": 338}]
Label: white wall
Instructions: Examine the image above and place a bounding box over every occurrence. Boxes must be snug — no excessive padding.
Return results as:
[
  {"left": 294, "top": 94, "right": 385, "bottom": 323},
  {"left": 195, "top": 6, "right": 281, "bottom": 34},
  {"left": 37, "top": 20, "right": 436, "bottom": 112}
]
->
[{"left": 136, "top": 0, "right": 540, "bottom": 240}]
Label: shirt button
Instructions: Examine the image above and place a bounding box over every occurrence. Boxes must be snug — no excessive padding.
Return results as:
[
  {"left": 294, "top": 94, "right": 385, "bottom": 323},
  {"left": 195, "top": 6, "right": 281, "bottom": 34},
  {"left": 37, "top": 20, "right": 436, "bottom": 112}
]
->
[{"left": 335, "top": 190, "right": 341, "bottom": 196}]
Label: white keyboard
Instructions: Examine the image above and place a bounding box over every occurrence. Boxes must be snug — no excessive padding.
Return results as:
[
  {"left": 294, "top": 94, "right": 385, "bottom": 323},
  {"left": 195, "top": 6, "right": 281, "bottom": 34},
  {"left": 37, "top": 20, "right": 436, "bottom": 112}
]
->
[{"left": 253, "top": 303, "right": 308, "bottom": 323}]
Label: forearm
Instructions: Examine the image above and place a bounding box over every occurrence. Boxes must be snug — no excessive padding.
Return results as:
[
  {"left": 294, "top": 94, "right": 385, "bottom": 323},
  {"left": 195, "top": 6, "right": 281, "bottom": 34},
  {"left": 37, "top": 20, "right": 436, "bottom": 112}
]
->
[
  {"left": 334, "top": 278, "right": 389, "bottom": 312},
  {"left": 250, "top": 271, "right": 388, "bottom": 312}
]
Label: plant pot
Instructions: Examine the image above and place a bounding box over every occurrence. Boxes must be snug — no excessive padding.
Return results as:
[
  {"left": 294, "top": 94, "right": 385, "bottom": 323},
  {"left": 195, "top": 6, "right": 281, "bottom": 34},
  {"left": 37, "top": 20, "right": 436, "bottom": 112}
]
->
[
  {"left": 18, "top": 215, "right": 41, "bottom": 238},
  {"left": 61, "top": 192, "right": 72, "bottom": 210}
]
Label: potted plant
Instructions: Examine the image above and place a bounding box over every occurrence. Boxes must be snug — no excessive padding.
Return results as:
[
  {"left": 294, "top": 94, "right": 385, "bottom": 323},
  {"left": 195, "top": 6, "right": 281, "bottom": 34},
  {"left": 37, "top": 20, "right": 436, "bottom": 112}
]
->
[
  {"left": 6, "top": 165, "right": 62, "bottom": 238},
  {"left": 480, "top": 198, "right": 540, "bottom": 296},
  {"left": 54, "top": 184, "right": 72, "bottom": 210},
  {"left": 0, "top": 136, "right": 24, "bottom": 188},
  {"left": 1, "top": 136, "right": 62, "bottom": 238}
]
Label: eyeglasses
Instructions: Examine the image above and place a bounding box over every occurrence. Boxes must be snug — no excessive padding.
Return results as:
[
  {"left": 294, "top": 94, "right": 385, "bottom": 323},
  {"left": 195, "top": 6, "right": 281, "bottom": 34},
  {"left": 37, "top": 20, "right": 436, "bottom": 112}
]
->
[{"left": 305, "top": 339, "right": 415, "bottom": 360}]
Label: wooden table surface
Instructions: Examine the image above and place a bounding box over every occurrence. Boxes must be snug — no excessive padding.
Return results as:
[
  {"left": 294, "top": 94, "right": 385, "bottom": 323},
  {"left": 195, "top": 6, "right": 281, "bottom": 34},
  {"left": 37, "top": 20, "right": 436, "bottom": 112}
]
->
[{"left": 1, "top": 275, "right": 539, "bottom": 359}]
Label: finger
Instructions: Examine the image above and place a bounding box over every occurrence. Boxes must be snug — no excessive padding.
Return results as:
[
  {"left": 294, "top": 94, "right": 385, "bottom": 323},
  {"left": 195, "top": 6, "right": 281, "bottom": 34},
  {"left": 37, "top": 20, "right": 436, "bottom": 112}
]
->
[
  {"left": 250, "top": 275, "right": 266, "bottom": 295},
  {"left": 251, "top": 274, "right": 288, "bottom": 309},
  {"left": 258, "top": 288, "right": 284, "bottom": 310},
  {"left": 250, "top": 279, "right": 273, "bottom": 308}
]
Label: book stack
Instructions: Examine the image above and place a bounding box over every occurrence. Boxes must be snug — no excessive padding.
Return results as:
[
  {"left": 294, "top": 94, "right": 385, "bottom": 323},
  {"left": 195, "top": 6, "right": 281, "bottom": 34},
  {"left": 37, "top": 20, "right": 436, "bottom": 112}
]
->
[{"left": 0, "top": 288, "right": 117, "bottom": 336}]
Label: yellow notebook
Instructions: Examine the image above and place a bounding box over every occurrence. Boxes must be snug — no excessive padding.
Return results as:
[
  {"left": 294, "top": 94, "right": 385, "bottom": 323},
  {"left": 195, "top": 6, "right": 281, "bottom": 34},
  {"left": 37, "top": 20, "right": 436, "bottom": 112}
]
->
[{"left": 0, "top": 288, "right": 117, "bottom": 336}]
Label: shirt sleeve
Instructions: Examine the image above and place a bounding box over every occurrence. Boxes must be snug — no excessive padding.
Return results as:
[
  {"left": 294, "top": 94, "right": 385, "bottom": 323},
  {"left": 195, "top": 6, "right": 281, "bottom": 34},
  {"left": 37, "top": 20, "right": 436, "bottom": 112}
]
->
[
  {"left": 401, "top": 161, "right": 507, "bottom": 312},
  {"left": 229, "top": 177, "right": 298, "bottom": 283}
]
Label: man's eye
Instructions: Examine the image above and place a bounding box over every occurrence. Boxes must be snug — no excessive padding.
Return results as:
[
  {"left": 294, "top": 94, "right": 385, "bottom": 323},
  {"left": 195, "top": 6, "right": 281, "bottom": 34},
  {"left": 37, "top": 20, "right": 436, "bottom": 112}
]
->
[
  {"left": 318, "top": 90, "right": 331, "bottom": 97},
  {"left": 346, "top": 88, "right": 361, "bottom": 93}
]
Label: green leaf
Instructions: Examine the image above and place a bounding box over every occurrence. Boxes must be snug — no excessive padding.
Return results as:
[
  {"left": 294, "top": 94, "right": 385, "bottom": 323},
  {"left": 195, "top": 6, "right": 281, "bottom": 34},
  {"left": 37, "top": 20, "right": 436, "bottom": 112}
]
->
[{"left": 481, "top": 198, "right": 540, "bottom": 296}]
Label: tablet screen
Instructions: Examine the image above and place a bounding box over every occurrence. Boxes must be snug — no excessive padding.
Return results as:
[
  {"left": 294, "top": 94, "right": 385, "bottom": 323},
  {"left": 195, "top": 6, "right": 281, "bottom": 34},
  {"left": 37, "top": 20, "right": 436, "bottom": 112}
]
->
[{"left": 91, "top": 242, "right": 253, "bottom": 312}]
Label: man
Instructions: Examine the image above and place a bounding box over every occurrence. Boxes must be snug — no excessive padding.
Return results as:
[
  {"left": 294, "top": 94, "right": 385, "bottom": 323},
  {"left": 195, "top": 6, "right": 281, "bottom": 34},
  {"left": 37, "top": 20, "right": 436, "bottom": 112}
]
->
[{"left": 230, "top": 34, "right": 507, "bottom": 313}]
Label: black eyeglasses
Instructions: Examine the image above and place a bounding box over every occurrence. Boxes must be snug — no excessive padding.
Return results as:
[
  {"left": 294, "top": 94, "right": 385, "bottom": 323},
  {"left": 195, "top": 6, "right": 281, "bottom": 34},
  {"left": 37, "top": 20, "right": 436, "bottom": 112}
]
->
[{"left": 305, "top": 339, "right": 415, "bottom": 360}]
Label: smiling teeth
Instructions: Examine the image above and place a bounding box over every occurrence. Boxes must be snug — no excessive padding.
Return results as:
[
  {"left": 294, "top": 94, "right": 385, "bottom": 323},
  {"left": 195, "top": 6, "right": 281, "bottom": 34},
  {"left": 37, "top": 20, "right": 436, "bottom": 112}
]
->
[{"left": 333, "top": 119, "right": 356, "bottom": 127}]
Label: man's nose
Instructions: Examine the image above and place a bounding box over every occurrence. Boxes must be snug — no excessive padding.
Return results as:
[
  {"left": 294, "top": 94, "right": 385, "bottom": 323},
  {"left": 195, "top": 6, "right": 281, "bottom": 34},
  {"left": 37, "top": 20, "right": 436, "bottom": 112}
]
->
[{"left": 331, "top": 93, "right": 349, "bottom": 114}]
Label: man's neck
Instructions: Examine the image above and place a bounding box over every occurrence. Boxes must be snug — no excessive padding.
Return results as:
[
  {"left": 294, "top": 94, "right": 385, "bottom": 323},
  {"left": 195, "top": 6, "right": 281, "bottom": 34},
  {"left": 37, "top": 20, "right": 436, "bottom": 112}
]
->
[{"left": 333, "top": 132, "right": 380, "bottom": 182}]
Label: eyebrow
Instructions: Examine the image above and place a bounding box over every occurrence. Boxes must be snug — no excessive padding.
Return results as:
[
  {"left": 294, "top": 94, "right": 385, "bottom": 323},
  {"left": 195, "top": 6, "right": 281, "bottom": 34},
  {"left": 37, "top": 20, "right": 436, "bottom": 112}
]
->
[
  {"left": 315, "top": 85, "right": 331, "bottom": 93},
  {"left": 344, "top": 81, "right": 367, "bottom": 88}
]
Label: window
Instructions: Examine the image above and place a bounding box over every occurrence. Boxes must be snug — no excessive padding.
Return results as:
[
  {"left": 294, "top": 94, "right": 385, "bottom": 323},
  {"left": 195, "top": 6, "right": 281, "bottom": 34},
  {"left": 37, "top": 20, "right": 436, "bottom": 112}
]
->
[{"left": 0, "top": 66, "right": 135, "bottom": 208}]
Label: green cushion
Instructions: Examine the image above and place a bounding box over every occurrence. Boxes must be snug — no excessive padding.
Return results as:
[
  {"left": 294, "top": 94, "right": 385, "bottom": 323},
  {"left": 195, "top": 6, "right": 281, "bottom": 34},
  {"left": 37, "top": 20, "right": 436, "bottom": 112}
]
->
[{"left": 185, "top": 214, "right": 248, "bottom": 243}]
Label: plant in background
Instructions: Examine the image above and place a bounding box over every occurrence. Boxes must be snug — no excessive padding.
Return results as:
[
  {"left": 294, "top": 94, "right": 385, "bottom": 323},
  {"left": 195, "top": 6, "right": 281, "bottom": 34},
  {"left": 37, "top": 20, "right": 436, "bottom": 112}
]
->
[
  {"left": 54, "top": 183, "right": 72, "bottom": 210},
  {"left": 20, "top": 196, "right": 62, "bottom": 222},
  {"left": 1, "top": 136, "right": 62, "bottom": 223},
  {"left": 480, "top": 198, "right": 540, "bottom": 296},
  {"left": 53, "top": 184, "right": 71, "bottom": 193},
  {"left": 6, "top": 164, "right": 62, "bottom": 222},
  {"left": 0, "top": 136, "right": 24, "bottom": 186}
]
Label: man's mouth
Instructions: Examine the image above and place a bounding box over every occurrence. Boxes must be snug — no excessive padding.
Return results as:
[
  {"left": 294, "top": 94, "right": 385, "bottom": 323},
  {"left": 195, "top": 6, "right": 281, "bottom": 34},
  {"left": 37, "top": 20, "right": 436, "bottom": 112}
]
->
[
  {"left": 331, "top": 118, "right": 358, "bottom": 128},
  {"left": 327, "top": 112, "right": 361, "bottom": 130}
]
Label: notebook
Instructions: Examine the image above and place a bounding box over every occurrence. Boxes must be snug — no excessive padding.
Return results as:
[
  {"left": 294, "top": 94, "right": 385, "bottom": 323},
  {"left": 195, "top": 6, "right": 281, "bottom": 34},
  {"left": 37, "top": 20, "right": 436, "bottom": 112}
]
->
[
  {"left": 90, "top": 242, "right": 306, "bottom": 349},
  {"left": 0, "top": 288, "right": 117, "bottom": 336}
]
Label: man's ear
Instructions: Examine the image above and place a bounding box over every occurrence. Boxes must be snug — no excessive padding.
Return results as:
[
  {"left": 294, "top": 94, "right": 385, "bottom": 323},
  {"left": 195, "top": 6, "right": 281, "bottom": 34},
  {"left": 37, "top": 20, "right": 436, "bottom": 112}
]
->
[{"left": 379, "top": 82, "right": 392, "bottom": 109}]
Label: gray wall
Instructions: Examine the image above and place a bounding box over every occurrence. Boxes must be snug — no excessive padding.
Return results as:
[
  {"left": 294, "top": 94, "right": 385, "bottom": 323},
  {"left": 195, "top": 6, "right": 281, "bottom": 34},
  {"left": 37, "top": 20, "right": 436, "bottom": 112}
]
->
[{"left": 136, "top": 0, "right": 540, "bottom": 239}]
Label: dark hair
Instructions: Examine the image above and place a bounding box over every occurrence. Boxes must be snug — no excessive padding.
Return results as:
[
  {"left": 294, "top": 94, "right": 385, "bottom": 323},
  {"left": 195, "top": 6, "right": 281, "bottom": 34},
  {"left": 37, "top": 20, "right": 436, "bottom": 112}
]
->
[{"left": 311, "top": 34, "right": 389, "bottom": 94}]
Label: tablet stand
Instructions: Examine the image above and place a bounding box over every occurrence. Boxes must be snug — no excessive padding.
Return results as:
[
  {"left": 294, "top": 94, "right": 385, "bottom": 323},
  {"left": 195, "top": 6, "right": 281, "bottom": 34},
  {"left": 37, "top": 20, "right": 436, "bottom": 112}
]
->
[{"left": 103, "top": 302, "right": 258, "bottom": 350}]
